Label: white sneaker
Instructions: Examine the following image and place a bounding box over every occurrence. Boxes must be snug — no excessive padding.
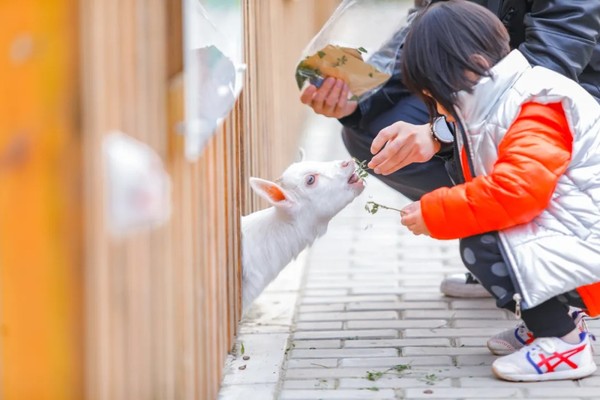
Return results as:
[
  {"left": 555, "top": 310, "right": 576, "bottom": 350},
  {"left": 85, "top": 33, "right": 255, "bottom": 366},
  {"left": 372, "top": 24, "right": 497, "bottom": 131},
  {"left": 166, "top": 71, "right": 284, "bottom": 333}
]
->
[
  {"left": 492, "top": 332, "right": 597, "bottom": 381},
  {"left": 487, "top": 309, "right": 592, "bottom": 356},
  {"left": 439, "top": 273, "right": 492, "bottom": 298}
]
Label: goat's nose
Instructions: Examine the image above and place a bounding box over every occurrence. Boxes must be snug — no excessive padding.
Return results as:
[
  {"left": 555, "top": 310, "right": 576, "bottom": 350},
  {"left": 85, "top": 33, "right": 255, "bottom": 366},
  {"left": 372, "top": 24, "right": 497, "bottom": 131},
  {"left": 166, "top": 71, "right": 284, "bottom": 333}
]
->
[{"left": 341, "top": 160, "right": 351, "bottom": 168}]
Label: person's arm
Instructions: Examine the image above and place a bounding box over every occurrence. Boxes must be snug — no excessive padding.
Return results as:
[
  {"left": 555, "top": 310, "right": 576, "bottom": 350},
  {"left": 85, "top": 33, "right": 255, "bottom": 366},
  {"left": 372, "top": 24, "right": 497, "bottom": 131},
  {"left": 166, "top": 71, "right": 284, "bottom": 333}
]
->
[
  {"left": 519, "top": 0, "right": 600, "bottom": 81},
  {"left": 419, "top": 101, "right": 573, "bottom": 240}
]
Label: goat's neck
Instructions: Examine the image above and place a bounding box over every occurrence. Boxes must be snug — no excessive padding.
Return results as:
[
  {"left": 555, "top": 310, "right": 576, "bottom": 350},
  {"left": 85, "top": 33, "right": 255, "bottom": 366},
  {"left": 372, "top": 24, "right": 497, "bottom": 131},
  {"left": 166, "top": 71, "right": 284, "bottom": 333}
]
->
[
  {"left": 242, "top": 207, "right": 326, "bottom": 277},
  {"left": 241, "top": 206, "right": 329, "bottom": 312},
  {"left": 253, "top": 206, "right": 324, "bottom": 256}
]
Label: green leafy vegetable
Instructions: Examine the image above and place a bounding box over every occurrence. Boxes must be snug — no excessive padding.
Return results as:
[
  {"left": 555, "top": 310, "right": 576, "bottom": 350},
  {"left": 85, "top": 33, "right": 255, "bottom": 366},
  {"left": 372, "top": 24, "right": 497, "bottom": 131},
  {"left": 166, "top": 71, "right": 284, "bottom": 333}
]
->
[
  {"left": 365, "top": 201, "right": 405, "bottom": 215},
  {"left": 353, "top": 157, "right": 370, "bottom": 180}
]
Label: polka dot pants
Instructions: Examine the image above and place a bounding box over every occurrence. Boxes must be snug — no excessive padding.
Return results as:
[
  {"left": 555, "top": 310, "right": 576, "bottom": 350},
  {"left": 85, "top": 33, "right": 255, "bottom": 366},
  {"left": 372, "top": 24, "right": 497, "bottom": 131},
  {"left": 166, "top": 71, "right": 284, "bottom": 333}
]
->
[{"left": 459, "top": 232, "right": 585, "bottom": 338}]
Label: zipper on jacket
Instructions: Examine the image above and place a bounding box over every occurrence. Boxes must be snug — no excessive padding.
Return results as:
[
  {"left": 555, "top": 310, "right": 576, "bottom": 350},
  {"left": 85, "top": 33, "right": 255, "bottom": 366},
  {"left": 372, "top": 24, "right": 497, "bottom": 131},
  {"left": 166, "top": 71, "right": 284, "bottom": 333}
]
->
[
  {"left": 496, "top": 231, "right": 527, "bottom": 320},
  {"left": 453, "top": 116, "right": 476, "bottom": 182},
  {"left": 452, "top": 111, "right": 529, "bottom": 321},
  {"left": 513, "top": 293, "right": 522, "bottom": 319}
]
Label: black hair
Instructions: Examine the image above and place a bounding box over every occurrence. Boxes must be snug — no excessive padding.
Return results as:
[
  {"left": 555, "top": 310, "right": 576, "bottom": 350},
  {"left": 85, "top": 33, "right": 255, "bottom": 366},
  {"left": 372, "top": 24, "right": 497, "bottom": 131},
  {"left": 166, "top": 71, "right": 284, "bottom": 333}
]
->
[{"left": 401, "top": 0, "right": 510, "bottom": 119}]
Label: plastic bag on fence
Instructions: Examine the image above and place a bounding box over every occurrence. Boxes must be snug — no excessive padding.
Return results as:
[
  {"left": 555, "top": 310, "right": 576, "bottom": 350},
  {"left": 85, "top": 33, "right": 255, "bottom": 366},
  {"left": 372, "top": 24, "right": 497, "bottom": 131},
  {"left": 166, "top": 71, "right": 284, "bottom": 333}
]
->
[
  {"left": 183, "top": 0, "right": 245, "bottom": 161},
  {"left": 103, "top": 132, "right": 171, "bottom": 237},
  {"left": 296, "top": 0, "right": 416, "bottom": 102}
]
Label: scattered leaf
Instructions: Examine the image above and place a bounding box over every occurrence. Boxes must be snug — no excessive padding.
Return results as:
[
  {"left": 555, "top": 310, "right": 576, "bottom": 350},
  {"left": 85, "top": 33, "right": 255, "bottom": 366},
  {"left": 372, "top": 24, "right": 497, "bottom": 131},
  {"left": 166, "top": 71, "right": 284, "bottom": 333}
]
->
[
  {"left": 393, "top": 364, "right": 411, "bottom": 372},
  {"left": 315, "top": 378, "right": 328, "bottom": 388},
  {"left": 365, "top": 364, "right": 412, "bottom": 381},
  {"left": 240, "top": 342, "right": 245, "bottom": 355},
  {"left": 317, "top": 50, "right": 326, "bottom": 58},
  {"left": 358, "top": 46, "right": 368, "bottom": 53},
  {"left": 284, "top": 343, "right": 296, "bottom": 354},
  {"left": 366, "top": 370, "right": 384, "bottom": 381},
  {"left": 422, "top": 373, "right": 439, "bottom": 385}
]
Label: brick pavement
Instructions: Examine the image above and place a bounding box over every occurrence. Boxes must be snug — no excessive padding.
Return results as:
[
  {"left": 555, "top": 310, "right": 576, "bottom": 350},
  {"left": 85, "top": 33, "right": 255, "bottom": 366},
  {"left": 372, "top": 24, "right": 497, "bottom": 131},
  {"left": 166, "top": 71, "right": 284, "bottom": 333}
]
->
[{"left": 219, "top": 114, "right": 600, "bottom": 400}]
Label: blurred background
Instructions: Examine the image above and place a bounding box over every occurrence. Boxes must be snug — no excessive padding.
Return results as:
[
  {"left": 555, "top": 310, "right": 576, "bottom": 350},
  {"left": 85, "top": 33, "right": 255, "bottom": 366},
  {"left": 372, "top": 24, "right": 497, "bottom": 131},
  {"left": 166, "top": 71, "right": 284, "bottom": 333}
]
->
[{"left": 0, "top": 1, "right": 412, "bottom": 399}]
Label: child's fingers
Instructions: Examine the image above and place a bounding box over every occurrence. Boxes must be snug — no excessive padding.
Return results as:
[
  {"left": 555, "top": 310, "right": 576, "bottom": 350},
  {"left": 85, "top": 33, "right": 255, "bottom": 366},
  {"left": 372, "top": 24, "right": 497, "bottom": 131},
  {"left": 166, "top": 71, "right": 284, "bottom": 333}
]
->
[{"left": 400, "top": 212, "right": 412, "bottom": 226}]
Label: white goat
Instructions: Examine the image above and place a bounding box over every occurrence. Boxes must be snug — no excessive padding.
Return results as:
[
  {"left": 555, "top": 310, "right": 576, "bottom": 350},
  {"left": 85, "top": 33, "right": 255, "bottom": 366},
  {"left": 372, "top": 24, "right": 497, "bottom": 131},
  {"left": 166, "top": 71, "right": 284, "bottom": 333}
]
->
[{"left": 241, "top": 159, "right": 365, "bottom": 312}]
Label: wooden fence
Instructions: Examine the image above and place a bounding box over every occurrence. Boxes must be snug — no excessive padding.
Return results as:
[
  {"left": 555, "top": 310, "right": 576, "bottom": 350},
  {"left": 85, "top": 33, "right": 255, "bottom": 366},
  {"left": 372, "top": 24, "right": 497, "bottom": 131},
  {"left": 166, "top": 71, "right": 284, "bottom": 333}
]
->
[{"left": 0, "top": 0, "right": 338, "bottom": 399}]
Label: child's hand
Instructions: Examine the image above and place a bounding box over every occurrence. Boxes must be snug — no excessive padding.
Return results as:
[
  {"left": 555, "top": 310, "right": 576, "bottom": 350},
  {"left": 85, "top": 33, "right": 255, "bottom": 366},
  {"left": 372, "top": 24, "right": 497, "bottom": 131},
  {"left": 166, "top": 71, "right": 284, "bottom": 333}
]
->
[{"left": 400, "top": 201, "right": 430, "bottom": 236}]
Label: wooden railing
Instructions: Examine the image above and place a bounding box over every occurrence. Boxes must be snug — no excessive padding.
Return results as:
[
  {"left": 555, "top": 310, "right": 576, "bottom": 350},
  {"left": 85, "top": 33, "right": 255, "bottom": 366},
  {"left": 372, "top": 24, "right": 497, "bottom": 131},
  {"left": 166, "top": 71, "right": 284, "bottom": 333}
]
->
[
  {"left": 1, "top": 0, "right": 338, "bottom": 398},
  {"left": 86, "top": 1, "right": 339, "bottom": 400}
]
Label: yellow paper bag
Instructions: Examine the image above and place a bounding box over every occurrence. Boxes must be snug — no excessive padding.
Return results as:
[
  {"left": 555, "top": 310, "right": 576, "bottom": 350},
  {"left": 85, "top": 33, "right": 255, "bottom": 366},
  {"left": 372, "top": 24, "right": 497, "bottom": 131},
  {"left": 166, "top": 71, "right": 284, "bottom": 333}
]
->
[{"left": 296, "top": 44, "right": 391, "bottom": 99}]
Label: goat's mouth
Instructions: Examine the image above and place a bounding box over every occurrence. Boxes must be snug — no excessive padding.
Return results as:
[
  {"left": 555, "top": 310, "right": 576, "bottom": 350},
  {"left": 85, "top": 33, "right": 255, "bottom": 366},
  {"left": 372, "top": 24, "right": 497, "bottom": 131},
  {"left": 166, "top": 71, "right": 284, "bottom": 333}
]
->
[{"left": 347, "top": 172, "right": 361, "bottom": 185}]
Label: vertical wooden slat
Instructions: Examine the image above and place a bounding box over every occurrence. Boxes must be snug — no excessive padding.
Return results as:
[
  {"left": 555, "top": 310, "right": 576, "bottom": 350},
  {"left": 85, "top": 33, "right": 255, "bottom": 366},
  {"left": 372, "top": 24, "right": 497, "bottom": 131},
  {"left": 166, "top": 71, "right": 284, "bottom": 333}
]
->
[
  {"left": 226, "top": 113, "right": 241, "bottom": 333},
  {"left": 81, "top": 0, "right": 168, "bottom": 398},
  {"left": 205, "top": 145, "right": 215, "bottom": 400},
  {"left": 0, "top": 0, "right": 83, "bottom": 399},
  {"left": 217, "top": 123, "right": 229, "bottom": 364}
]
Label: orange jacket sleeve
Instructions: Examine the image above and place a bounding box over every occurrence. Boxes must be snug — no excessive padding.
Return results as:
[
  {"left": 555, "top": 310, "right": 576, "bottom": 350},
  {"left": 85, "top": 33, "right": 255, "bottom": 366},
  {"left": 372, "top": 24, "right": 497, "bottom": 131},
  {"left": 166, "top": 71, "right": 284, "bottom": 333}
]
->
[{"left": 421, "top": 102, "right": 573, "bottom": 240}]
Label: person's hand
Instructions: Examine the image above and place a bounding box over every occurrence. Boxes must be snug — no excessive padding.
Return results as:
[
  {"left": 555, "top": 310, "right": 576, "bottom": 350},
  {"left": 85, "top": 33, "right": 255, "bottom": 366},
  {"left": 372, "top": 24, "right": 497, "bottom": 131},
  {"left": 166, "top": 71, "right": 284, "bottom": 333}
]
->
[
  {"left": 300, "top": 77, "right": 358, "bottom": 119},
  {"left": 367, "top": 121, "right": 440, "bottom": 175},
  {"left": 400, "top": 201, "right": 430, "bottom": 236}
]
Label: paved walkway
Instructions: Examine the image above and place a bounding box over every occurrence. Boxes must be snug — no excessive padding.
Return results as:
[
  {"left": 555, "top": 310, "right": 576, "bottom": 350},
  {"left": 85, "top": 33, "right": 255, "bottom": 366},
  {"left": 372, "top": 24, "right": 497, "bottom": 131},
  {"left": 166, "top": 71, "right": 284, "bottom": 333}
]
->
[{"left": 219, "top": 113, "right": 600, "bottom": 400}]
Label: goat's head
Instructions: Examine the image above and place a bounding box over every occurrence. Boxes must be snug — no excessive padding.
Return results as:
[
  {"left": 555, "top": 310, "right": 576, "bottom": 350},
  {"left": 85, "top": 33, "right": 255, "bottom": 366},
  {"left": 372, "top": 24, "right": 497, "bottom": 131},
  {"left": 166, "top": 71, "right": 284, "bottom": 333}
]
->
[{"left": 249, "top": 159, "right": 364, "bottom": 221}]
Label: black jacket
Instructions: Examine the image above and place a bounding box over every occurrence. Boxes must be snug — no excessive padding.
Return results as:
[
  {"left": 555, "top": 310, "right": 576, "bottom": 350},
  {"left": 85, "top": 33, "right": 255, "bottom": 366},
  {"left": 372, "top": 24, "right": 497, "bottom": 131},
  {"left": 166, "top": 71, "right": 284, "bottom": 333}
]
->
[{"left": 341, "top": 0, "right": 600, "bottom": 130}]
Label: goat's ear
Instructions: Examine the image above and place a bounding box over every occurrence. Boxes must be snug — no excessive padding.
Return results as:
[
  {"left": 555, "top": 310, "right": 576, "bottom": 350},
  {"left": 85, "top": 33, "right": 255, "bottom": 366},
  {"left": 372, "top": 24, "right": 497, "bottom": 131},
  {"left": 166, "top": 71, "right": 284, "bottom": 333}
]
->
[
  {"left": 297, "top": 147, "right": 306, "bottom": 162},
  {"left": 249, "top": 177, "right": 294, "bottom": 208}
]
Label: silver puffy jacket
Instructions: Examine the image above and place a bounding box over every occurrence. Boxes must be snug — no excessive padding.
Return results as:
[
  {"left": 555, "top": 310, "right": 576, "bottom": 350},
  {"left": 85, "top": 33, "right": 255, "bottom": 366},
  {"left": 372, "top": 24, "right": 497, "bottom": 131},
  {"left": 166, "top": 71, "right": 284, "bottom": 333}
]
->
[{"left": 453, "top": 50, "right": 600, "bottom": 310}]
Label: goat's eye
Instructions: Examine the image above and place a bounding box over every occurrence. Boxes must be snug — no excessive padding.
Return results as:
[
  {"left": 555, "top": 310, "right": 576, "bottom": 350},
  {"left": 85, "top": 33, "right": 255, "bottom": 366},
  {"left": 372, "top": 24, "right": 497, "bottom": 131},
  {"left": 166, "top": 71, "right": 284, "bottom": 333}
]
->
[{"left": 305, "top": 175, "right": 316, "bottom": 186}]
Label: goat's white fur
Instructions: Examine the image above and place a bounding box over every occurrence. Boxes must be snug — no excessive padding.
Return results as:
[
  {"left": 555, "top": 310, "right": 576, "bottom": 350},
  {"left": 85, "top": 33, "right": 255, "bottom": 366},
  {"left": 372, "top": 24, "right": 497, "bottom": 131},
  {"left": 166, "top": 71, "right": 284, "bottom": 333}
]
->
[{"left": 241, "top": 159, "right": 364, "bottom": 312}]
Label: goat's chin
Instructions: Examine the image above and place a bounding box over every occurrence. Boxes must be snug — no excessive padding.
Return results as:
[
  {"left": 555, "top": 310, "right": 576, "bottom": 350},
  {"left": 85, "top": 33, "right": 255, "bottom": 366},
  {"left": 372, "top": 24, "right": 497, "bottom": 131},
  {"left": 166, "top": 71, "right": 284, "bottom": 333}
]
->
[{"left": 346, "top": 180, "right": 365, "bottom": 195}]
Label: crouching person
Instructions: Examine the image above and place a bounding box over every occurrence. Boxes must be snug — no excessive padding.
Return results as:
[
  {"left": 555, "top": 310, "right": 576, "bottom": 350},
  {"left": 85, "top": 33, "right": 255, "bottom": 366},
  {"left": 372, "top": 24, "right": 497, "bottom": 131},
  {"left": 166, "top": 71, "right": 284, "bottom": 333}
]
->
[{"left": 397, "top": 0, "right": 600, "bottom": 381}]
